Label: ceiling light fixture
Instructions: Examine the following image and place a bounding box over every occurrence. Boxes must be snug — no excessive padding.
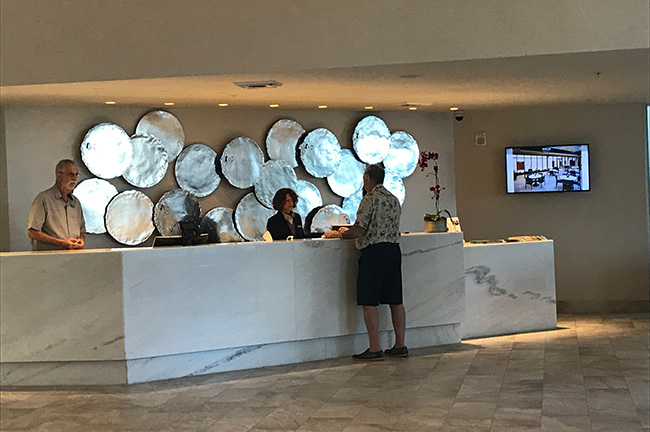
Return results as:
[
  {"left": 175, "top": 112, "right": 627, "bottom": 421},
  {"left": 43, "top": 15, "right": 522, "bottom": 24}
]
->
[
  {"left": 104, "top": 101, "right": 116, "bottom": 105},
  {"left": 218, "top": 103, "right": 229, "bottom": 107},
  {"left": 450, "top": 107, "right": 459, "bottom": 111},
  {"left": 408, "top": 107, "right": 418, "bottom": 111},
  {"left": 364, "top": 106, "right": 374, "bottom": 110},
  {"left": 318, "top": 105, "right": 328, "bottom": 109},
  {"left": 163, "top": 102, "right": 175, "bottom": 106},
  {"left": 269, "top": 104, "right": 280, "bottom": 108}
]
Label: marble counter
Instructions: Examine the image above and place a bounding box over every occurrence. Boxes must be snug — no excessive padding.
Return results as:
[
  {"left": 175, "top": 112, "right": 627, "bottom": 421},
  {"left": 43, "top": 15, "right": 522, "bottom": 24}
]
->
[
  {"left": 1, "top": 232, "right": 465, "bottom": 385},
  {"left": 462, "top": 240, "right": 557, "bottom": 339}
]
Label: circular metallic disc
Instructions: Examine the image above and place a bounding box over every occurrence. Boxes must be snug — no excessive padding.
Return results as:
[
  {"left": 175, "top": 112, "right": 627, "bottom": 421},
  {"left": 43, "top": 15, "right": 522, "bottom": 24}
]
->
[
  {"left": 326, "top": 149, "right": 366, "bottom": 198},
  {"left": 200, "top": 207, "right": 243, "bottom": 243},
  {"left": 310, "top": 204, "right": 350, "bottom": 233},
  {"left": 80, "top": 123, "right": 133, "bottom": 179},
  {"left": 105, "top": 190, "right": 155, "bottom": 245},
  {"left": 123, "top": 134, "right": 168, "bottom": 188},
  {"left": 221, "top": 137, "right": 264, "bottom": 189},
  {"left": 175, "top": 143, "right": 220, "bottom": 197},
  {"left": 72, "top": 178, "right": 118, "bottom": 234},
  {"left": 384, "top": 131, "right": 420, "bottom": 178},
  {"left": 153, "top": 189, "right": 201, "bottom": 236},
  {"left": 342, "top": 189, "right": 363, "bottom": 224},
  {"left": 299, "top": 128, "right": 341, "bottom": 178},
  {"left": 234, "top": 192, "right": 275, "bottom": 241},
  {"left": 294, "top": 179, "right": 322, "bottom": 219},
  {"left": 266, "top": 119, "right": 305, "bottom": 168},
  {"left": 352, "top": 116, "right": 390, "bottom": 164},
  {"left": 383, "top": 169, "right": 406, "bottom": 205},
  {"left": 135, "top": 110, "right": 185, "bottom": 162},
  {"left": 253, "top": 160, "right": 298, "bottom": 208}
]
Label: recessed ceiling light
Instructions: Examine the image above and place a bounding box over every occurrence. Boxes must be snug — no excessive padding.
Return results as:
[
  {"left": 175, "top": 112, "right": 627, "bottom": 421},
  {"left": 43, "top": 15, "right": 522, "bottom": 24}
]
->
[
  {"left": 408, "top": 107, "right": 418, "bottom": 111},
  {"left": 269, "top": 104, "right": 280, "bottom": 108},
  {"left": 450, "top": 107, "right": 459, "bottom": 111},
  {"left": 163, "top": 102, "right": 175, "bottom": 106},
  {"left": 218, "top": 103, "right": 229, "bottom": 107},
  {"left": 318, "top": 105, "right": 328, "bottom": 109},
  {"left": 104, "top": 101, "right": 116, "bottom": 105},
  {"left": 364, "top": 106, "right": 374, "bottom": 110}
]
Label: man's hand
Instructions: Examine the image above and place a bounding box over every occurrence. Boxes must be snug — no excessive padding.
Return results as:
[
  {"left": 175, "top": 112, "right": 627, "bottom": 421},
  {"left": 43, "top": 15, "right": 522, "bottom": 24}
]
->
[
  {"left": 61, "top": 237, "right": 84, "bottom": 250},
  {"left": 322, "top": 230, "right": 341, "bottom": 239}
]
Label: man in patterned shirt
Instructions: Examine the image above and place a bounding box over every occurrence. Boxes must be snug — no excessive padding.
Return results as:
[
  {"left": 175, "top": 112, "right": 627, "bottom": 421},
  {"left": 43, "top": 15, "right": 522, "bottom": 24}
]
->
[{"left": 324, "top": 164, "right": 407, "bottom": 361}]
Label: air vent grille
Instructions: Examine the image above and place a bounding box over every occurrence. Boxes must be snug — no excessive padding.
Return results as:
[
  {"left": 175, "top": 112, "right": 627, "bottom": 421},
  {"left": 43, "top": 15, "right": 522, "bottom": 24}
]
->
[{"left": 233, "top": 80, "right": 283, "bottom": 89}]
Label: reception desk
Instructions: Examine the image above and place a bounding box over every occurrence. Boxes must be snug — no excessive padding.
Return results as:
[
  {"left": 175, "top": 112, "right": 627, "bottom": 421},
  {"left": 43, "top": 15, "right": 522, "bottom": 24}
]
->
[{"left": 1, "top": 233, "right": 465, "bottom": 385}]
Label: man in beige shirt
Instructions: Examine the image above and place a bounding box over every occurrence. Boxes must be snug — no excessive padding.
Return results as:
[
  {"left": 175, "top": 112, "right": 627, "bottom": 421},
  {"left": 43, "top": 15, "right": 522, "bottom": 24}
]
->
[{"left": 28, "top": 159, "right": 85, "bottom": 251}]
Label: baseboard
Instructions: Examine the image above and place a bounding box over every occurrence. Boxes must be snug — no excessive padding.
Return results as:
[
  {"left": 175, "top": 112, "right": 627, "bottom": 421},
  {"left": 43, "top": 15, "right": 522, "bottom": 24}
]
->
[{"left": 557, "top": 300, "right": 650, "bottom": 314}]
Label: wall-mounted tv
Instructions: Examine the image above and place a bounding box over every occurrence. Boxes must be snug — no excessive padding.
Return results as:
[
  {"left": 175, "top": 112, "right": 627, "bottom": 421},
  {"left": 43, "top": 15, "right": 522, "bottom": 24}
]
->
[{"left": 506, "top": 144, "right": 590, "bottom": 193}]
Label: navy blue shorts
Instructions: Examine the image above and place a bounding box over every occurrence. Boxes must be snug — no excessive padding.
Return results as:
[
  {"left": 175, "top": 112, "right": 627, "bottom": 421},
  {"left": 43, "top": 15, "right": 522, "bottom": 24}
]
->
[{"left": 357, "top": 242, "right": 403, "bottom": 306}]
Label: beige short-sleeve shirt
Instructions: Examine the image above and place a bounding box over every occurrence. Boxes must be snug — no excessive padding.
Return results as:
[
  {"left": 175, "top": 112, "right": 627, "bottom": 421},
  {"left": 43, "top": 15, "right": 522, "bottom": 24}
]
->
[
  {"left": 28, "top": 185, "right": 86, "bottom": 251},
  {"left": 353, "top": 184, "right": 401, "bottom": 250}
]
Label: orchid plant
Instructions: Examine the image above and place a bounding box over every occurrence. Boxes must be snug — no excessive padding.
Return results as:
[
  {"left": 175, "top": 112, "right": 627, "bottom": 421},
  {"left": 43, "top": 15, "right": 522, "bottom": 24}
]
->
[{"left": 418, "top": 151, "right": 451, "bottom": 222}]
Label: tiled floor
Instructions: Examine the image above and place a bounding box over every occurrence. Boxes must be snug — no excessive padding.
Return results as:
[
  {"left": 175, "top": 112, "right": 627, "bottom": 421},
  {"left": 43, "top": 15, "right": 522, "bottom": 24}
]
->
[{"left": 1, "top": 314, "right": 648, "bottom": 432}]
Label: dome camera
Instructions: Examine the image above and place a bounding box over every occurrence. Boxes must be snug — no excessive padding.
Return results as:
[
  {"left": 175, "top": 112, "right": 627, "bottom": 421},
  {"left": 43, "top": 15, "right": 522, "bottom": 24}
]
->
[{"left": 453, "top": 110, "right": 465, "bottom": 121}]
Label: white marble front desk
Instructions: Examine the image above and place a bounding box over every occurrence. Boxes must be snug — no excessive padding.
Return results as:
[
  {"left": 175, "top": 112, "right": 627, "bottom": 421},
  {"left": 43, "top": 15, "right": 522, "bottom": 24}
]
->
[{"left": 1, "top": 233, "right": 465, "bottom": 386}]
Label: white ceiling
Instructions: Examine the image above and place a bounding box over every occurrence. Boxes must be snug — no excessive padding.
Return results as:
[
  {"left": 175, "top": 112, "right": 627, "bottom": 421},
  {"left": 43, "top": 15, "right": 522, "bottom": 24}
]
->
[{"left": 1, "top": 49, "right": 648, "bottom": 112}]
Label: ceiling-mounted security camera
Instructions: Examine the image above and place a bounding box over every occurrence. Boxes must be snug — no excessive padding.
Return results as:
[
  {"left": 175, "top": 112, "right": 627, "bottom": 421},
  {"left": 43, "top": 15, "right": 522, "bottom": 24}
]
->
[{"left": 453, "top": 110, "right": 465, "bottom": 121}]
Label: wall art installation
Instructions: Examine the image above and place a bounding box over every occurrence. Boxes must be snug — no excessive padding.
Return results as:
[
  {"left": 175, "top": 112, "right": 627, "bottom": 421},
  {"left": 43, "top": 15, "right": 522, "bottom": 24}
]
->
[{"left": 76, "top": 111, "right": 419, "bottom": 245}]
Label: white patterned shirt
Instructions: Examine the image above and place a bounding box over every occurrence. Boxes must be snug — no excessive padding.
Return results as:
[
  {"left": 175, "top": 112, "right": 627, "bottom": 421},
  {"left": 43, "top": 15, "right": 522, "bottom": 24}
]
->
[{"left": 353, "top": 184, "right": 401, "bottom": 250}]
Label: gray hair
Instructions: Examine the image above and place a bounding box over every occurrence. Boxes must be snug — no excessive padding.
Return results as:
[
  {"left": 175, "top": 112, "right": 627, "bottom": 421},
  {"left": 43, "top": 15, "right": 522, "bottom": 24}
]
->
[
  {"left": 55, "top": 159, "right": 76, "bottom": 173},
  {"left": 364, "top": 164, "right": 385, "bottom": 184}
]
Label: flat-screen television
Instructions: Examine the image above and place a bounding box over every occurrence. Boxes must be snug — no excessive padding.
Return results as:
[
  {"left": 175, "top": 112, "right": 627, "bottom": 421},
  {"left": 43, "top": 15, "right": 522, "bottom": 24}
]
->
[{"left": 505, "top": 144, "right": 590, "bottom": 194}]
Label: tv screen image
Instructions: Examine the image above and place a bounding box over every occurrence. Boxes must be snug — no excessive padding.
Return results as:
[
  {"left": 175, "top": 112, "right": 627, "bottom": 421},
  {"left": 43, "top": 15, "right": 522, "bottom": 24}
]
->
[{"left": 505, "top": 144, "right": 590, "bottom": 194}]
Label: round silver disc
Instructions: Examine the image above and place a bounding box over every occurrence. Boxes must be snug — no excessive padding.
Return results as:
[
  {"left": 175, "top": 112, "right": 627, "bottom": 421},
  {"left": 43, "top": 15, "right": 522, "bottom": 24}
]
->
[
  {"left": 80, "top": 123, "right": 133, "bottom": 179},
  {"left": 175, "top": 143, "right": 220, "bottom": 197},
  {"left": 123, "top": 134, "right": 168, "bottom": 188},
  {"left": 294, "top": 179, "right": 322, "bottom": 219},
  {"left": 105, "top": 190, "right": 155, "bottom": 245},
  {"left": 200, "top": 207, "right": 243, "bottom": 243},
  {"left": 310, "top": 204, "right": 350, "bottom": 233},
  {"left": 135, "top": 110, "right": 185, "bottom": 162},
  {"left": 73, "top": 178, "right": 118, "bottom": 234},
  {"left": 352, "top": 116, "right": 390, "bottom": 164},
  {"left": 383, "top": 169, "right": 406, "bottom": 205},
  {"left": 234, "top": 192, "right": 275, "bottom": 241},
  {"left": 327, "top": 149, "right": 366, "bottom": 198},
  {"left": 266, "top": 119, "right": 305, "bottom": 168},
  {"left": 342, "top": 189, "right": 363, "bottom": 224},
  {"left": 253, "top": 160, "right": 298, "bottom": 209},
  {"left": 153, "top": 189, "right": 201, "bottom": 236},
  {"left": 384, "top": 131, "right": 419, "bottom": 178},
  {"left": 221, "top": 137, "right": 264, "bottom": 189},
  {"left": 299, "top": 128, "right": 341, "bottom": 178}
]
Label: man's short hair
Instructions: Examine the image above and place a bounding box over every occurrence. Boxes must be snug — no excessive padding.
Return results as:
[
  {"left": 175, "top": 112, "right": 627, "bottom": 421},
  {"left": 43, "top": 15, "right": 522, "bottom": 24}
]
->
[
  {"left": 364, "top": 164, "right": 385, "bottom": 184},
  {"left": 55, "top": 159, "right": 76, "bottom": 174}
]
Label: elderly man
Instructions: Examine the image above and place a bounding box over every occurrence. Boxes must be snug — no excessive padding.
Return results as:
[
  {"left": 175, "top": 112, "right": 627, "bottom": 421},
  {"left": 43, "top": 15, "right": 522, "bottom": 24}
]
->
[
  {"left": 324, "top": 164, "right": 407, "bottom": 361},
  {"left": 28, "top": 159, "right": 85, "bottom": 251}
]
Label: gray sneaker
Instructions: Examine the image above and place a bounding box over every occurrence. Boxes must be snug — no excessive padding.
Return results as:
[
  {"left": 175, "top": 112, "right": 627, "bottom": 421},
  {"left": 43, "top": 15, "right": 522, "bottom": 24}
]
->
[
  {"left": 352, "top": 349, "right": 384, "bottom": 361},
  {"left": 384, "top": 346, "right": 409, "bottom": 357}
]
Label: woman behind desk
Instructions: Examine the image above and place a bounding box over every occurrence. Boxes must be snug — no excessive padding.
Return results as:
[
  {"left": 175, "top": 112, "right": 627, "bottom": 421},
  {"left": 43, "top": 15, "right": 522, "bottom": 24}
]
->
[{"left": 266, "top": 188, "right": 305, "bottom": 240}]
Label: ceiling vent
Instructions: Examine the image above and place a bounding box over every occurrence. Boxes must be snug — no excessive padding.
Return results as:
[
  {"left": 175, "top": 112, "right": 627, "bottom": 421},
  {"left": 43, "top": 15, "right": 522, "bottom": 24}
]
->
[{"left": 233, "top": 80, "right": 283, "bottom": 89}]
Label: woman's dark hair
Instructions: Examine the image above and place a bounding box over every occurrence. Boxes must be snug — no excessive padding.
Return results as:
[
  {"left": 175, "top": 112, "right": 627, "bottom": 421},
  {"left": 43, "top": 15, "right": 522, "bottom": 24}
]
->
[{"left": 272, "top": 188, "right": 299, "bottom": 211}]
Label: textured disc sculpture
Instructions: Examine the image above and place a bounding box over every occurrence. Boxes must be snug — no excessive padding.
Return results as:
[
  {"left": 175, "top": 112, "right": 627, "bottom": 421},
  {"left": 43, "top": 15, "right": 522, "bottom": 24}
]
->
[
  {"left": 342, "top": 189, "right": 363, "bottom": 224},
  {"left": 327, "top": 149, "right": 365, "bottom": 198},
  {"left": 135, "top": 110, "right": 185, "bottom": 162},
  {"left": 383, "top": 169, "right": 406, "bottom": 205},
  {"left": 234, "top": 192, "right": 275, "bottom": 241},
  {"left": 80, "top": 123, "right": 133, "bottom": 179},
  {"left": 175, "top": 144, "right": 220, "bottom": 197},
  {"left": 73, "top": 178, "right": 118, "bottom": 234},
  {"left": 299, "top": 128, "right": 341, "bottom": 178},
  {"left": 294, "top": 179, "right": 322, "bottom": 219},
  {"left": 221, "top": 137, "right": 264, "bottom": 189},
  {"left": 253, "top": 160, "right": 298, "bottom": 208},
  {"left": 310, "top": 204, "right": 350, "bottom": 233},
  {"left": 352, "top": 116, "right": 390, "bottom": 164},
  {"left": 153, "top": 189, "right": 201, "bottom": 236},
  {"left": 105, "top": 190, "right": 155, "bottom": 245},
  {"left": 201, "top": 207, "right": 244, "bottom": 243},
  {"left": 122, "top": 134, "right": 168, "bottom": 188},
  {"left": 266, "top": 119, "right": 305, "bottom": 168},
  {"left": 383, "top": 131, "right": 419, "bottom": 178}
]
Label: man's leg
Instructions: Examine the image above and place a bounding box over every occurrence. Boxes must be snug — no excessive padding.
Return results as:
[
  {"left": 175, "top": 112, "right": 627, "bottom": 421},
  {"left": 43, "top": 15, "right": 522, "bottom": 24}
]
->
[
  {"left": 389, "top": 304, "right": 406, "bottom": 348},
  {"left": 363, "top": 305, "right": 381, "bottom": 352}
]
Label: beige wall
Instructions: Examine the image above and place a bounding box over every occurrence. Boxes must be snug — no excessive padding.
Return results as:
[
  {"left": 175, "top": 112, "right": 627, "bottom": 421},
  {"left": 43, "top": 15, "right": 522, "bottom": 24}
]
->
[
  {"left": 0, "top": 106, "right": 9, "bottom": 251},
  {"left": 454, "top": 103, "right": 650, "bottom": 305},
  {"left": 2, "top": 105, "right": 455, "bottom": 251},
  {"left": 2, "top": 0, "right": 648, "bottom": 86}
]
